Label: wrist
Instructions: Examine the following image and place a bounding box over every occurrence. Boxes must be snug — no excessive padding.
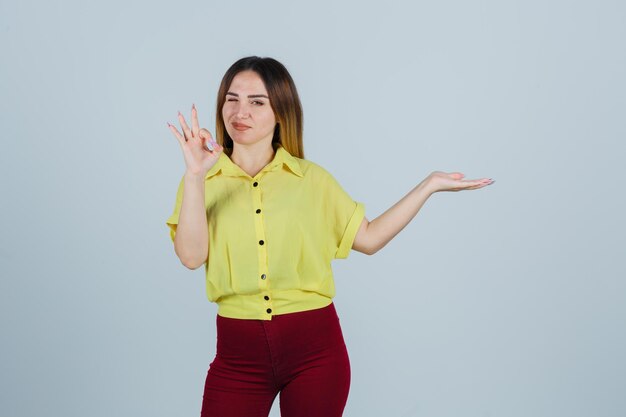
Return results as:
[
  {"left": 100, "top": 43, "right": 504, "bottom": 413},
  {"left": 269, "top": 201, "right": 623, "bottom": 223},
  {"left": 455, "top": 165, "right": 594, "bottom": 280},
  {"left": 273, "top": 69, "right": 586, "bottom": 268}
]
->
[
  {"left": 418, "top": 176, "right": 437, "bottom": 196},
  {"left": 184, "top": 171, "right": 205, "bottom": 183}
]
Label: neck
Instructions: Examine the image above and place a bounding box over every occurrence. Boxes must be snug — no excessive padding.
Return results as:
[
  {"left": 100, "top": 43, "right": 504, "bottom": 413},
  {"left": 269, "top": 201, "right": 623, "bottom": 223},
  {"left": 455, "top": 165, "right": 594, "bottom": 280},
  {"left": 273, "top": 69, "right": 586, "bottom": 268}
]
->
[{"left": 231, "top": 142, "right": 276, "bottom": 178}]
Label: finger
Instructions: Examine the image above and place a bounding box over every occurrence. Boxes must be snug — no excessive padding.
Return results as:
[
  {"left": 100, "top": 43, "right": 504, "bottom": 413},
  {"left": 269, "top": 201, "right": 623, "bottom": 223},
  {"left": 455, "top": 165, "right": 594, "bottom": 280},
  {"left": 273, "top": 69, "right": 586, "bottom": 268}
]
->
[
  {"left": 167, "top": 122, "right": 186, "bottom": 147},
  {"left": 198, "top": 128, "right": 216, "bottom": 151},
  {"left": 198, "top": 128, "right": 213, "bottom": 142},
  {"left": 465, "top": 183, "right": 487, "bottom": 190},
  {"left": 449, "top": 172, "right": 465, "bottom": 180},
  {"left": 462, "top": 178, "right": 494, "bottom": 189},
  {"left": 191, "top": 104, "right": 200, "bottom": 137},
  {"left": 453, "top": 179, "right": 487, "bottom": 189},
  {"left": 178, "top": 110, "right": 193, "bottom": 140},
  {"left": 212, "top": 140, "right": 223, "bottom": 152},
  {"left": 475, "top": 178, "right": 494, "bottom": 186},
  {"left": 466, "top": 183, "right": 491, "bottom": 190}
]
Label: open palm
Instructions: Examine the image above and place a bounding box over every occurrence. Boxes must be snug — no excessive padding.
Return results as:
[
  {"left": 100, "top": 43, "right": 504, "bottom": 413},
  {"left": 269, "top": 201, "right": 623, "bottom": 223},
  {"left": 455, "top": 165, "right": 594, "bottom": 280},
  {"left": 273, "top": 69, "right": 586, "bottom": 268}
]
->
[{"left": 425, "top": 171, "right": 494, "bottom": 193}]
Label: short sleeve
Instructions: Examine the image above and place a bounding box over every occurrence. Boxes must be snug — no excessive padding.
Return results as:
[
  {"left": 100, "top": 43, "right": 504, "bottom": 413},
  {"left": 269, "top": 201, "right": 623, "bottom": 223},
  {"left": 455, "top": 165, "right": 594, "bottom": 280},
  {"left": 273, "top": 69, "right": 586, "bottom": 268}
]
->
[
  {"left": 165, "top": 176, "right": 185, "bottom": 243},
  {"left": 321, "top": 171, "right": 366, "bottom": 259}
]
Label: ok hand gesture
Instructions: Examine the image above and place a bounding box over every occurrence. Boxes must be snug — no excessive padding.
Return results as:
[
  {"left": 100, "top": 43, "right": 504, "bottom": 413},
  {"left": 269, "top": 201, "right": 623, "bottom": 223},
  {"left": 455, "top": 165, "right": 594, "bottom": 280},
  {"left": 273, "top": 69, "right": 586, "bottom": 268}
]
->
[{"left": 167, "top": 104, "right": 223, "bottom": 177}]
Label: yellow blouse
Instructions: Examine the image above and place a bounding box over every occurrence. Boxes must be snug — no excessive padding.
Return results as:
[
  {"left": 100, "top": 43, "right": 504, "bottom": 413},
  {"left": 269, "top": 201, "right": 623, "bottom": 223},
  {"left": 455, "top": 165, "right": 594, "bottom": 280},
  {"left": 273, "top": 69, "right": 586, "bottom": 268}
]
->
[{"left": 166, "top": 145, "right": 365, "bottom": 320}]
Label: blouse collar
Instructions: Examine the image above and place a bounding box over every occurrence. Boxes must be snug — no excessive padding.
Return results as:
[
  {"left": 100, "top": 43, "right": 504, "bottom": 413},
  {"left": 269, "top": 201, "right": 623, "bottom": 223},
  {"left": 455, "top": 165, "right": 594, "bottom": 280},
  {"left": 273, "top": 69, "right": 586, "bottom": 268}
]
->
[{"left": 205, "top": 145, "right": 303, "bottom": 179}]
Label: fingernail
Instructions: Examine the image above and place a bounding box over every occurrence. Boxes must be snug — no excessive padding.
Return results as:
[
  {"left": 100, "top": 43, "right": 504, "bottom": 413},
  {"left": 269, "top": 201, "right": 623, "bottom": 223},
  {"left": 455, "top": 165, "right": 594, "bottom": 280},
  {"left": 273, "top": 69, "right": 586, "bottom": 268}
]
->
[
  {"left": 178, "top": 110, "right": 182, "bottom": 116},
  {"left": 167, "top": 122, "right": 171, "bottom": 127},
  {"left": 192, "top": 103, "right": 196, "bottom": 110}
]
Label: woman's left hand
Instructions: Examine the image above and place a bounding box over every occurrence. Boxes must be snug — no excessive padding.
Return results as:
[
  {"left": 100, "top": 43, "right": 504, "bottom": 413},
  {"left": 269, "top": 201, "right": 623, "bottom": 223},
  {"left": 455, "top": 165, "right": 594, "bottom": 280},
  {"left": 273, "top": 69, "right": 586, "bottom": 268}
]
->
[{"left": 422, "top": 171, "right": 494, "bottom": 194}]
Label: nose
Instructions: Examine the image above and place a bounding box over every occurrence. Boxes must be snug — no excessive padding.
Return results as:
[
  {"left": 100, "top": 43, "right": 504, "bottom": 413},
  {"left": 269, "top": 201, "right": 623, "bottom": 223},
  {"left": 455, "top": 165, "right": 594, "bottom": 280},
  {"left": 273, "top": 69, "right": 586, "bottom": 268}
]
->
[{"left": 234, "top": 101, "right": 251, "bottom": 119}]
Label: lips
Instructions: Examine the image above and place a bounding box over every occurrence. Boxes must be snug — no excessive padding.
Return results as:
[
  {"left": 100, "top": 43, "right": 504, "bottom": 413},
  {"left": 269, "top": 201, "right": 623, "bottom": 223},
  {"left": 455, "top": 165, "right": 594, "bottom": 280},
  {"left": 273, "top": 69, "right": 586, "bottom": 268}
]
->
[{"left": 232, "top": 122, "right": 251, "bottom": 131}]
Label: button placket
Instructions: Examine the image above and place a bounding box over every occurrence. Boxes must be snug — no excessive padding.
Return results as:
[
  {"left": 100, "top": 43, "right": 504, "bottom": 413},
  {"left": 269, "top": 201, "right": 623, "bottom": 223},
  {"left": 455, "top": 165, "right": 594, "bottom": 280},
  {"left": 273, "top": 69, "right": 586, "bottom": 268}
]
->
[{"left": 251, "top": 177, "right": 273, "bottom": 317}]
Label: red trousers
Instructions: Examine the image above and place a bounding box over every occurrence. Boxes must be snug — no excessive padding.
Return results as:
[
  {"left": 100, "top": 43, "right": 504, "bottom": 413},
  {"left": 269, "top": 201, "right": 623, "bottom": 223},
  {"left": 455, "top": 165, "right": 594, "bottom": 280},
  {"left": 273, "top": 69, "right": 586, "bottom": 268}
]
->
[{"left": 200, "top": 302, "right": 351, "bottom": 417}]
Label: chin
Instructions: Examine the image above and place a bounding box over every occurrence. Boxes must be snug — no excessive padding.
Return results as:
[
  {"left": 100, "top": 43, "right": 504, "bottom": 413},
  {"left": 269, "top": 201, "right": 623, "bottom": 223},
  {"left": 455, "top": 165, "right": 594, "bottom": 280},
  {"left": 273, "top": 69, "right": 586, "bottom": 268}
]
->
[
  {"left": 229, "top": 130, "right": 273, "bottom": 146},
  {"left": 230, "top": 135, "right": 261, "bottom": 147}
]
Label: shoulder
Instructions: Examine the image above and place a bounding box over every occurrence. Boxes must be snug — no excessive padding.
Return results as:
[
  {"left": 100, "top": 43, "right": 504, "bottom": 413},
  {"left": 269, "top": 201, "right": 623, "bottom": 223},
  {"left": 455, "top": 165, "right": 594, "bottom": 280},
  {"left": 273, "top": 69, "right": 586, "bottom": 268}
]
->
[
  {"left": 293, "top": 157, "right": 334, "bottom": 181},
  {"left": 292, "top": 157, "right": 350, "bottom": 198}
]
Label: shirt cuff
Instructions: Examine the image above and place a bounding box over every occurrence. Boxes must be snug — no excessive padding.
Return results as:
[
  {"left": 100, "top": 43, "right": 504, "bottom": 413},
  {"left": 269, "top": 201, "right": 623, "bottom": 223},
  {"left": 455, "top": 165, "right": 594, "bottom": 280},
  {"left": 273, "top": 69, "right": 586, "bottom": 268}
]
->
[{"left": 335, "top": 202, "right": 365, "bottom": 259}]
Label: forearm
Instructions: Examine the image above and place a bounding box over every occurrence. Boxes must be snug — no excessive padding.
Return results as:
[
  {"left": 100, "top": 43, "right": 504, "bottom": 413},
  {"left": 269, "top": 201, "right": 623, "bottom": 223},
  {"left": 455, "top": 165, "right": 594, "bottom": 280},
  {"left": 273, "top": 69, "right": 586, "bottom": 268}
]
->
[
  {"left": 366, "top": 180, "right": 434, "bottom": 254},
  {"left": 174, "top": 172, "right": 209, "bottom": 269}
]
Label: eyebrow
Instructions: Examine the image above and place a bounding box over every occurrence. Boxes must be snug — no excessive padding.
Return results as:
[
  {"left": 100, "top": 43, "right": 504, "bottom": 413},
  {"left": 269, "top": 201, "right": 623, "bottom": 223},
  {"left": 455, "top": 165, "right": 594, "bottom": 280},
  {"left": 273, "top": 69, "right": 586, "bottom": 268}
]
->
[{"left": 226, "top": 92, "right": 269, "bottom": 99}]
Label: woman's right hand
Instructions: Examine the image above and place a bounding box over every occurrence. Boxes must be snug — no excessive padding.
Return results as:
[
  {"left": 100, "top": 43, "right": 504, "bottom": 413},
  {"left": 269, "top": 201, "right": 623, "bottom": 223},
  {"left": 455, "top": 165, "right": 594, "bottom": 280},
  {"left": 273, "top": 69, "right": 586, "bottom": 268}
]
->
[{"left": 167, "top": 104, "right": 223, "bottom": 177}]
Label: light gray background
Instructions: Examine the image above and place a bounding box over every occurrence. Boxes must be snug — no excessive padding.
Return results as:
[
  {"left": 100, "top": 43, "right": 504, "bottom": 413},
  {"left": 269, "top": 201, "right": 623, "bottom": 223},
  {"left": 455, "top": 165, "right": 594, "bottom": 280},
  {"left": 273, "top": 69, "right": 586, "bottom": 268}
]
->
[{"left": 2, "top": 0, "right": 625, "bottom": 416}]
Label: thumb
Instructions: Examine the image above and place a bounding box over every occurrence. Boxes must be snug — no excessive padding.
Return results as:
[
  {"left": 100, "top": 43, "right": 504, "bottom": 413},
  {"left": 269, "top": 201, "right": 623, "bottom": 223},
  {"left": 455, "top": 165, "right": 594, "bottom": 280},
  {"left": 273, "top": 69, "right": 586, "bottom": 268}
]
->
[
  {"left": 198, "top": 128, "right": 215, "bottom": 149},
  {"left": 449, "top": 172, "right": 465, "bottom": 179}
]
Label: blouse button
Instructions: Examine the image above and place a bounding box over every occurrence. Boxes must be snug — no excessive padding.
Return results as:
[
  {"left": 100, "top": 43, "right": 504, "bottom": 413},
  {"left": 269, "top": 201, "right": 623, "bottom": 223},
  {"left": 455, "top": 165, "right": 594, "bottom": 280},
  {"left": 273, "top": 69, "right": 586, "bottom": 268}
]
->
[
  {"left": 266, "top": 308, "right": 272, "bottom": 314},
  {"left": 261, "top": 274, "right": 266, "bottom": 280},
  {"left": 256, "top": 209, "right": 261, "bottom": 214},
  {"left": 259, "top": 240, "right": 264, "bottom": 245},
  {"left": 253, "top": 182, "right": 259, "bottom": 187},
  {"left": 264, "top": 295, "right": 270, "bottom": 301}
]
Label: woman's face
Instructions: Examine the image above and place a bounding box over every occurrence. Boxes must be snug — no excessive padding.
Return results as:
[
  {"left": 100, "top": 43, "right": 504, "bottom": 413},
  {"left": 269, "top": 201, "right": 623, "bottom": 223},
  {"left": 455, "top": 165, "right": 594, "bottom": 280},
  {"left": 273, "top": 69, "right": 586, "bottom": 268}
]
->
[{"left": 222, "top": 70, "right": 277, "bottom": 148}]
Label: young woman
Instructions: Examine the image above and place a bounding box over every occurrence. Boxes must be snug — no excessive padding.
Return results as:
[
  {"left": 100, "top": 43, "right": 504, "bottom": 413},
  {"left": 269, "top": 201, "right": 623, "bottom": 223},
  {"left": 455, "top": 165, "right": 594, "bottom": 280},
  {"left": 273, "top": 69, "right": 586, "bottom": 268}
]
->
[{"left": 166, "top": 56, "right": 493, "bottom": 417}]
